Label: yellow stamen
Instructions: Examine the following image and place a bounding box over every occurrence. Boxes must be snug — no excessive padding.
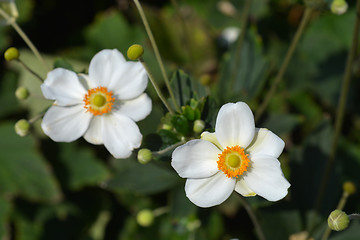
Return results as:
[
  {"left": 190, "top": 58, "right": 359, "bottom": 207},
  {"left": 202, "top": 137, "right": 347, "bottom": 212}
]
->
[
  {"left": 83, "top": 86, "right": 115, "bottom": 116},
  {"left": 217, "top": 145, "right": 250, "bottom": 178}
]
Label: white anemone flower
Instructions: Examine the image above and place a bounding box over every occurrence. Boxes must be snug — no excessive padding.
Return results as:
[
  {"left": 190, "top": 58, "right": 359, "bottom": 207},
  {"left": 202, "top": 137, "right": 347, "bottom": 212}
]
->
[
  {"left": 41, "top": 49, "right": 152, "bottom": 159},
  {"left": 171, "top": 102, "right": 290, "bottom": 207}
]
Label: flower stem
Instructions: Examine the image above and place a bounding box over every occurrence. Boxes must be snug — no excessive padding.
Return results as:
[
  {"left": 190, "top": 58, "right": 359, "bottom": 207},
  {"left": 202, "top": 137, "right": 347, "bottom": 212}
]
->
[
  {"left": 0, "top": 8, "right": 50, "bottom": 71},
  {"left": 349, "top": 214, "right": 360, "bottom": 220},
  {"left": 238, "top": 196, "right": 266, "bottom": 240},
  {"left": 16, "top": 59, "right": 43, "bottom": 82},
  {"left": 255, "top": 7, "right": 312, "bottom": 122},
  {"left": 315, "top": 0, "right": 360, "bottom": 213},
  {"left": 152, "top": 140, "right": 186, "bottom": 157},
  {"left": 228, "top": 0, "right": 253, "bottom": 92},
  {"left": 321, "top": 191, "right": 350, "bottom": 240},
  {"left": 139, "top": 57, "right": 174, "bottom": 114},
  {"left": 133, "top": 0, "right": 181, "bottom": 113}
]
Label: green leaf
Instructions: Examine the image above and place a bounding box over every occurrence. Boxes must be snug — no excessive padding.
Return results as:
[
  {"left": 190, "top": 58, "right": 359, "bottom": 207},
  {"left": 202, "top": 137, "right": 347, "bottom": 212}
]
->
[
  {"left": 171, "top": 115, "right": 190, "bottom": 136},
  {"left": 0, "top": 71, "right": 20, "bottom": 118},
  {"left": 53, "top": 58, "right": 75, "bottom": 71},
  {"left": 170, "top": 69, "right": 207, "bottom": 107},
  {"left": 58, "top": 143, "right": 110, "bottom": 191},
  {"left": 330, "top": 221, "right": 360, "bottom": 240},
  {"left": 0, "top": 122, "right": 62, "bottom": 203},
  {"left": 0, "top": 198, "right": 12, "bottom": 239},
  {"left": 158, "top": 129, "right": 181, "bottom": 147},
  {"left": 107, "top": 157, "right": 179, "bottom": 195}
]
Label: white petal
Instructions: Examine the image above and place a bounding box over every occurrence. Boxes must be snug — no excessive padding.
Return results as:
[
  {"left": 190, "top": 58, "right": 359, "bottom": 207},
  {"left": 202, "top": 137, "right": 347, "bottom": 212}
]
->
[
  {"left": 109, "top": 61, "right": 148, "bottom": 100},
  {"left": 88, "top": 49, "right": 148, "bottom": 100},
  {"left": 41, "top": 68, "right": 87, "bottom": 106},
  {"left": 102, "top": 113, "right": 142, "bottom": 159},
  {"left": 88, "top": 49, "right": 126, "bottom": 87},
  {"left": 215, "top": 102, "right": 255, "bottom": 149},
  {"left": 115, "top": 93, "right": 152, "bottom": 122},
  {"left": 185, "top": 172, "right": 236, "bottom": 207},
  {"left": 243, "top": 155, "right": 290, "bottom": 201},
  {"left": 41, "top": 105, "right": 92, "bottom": 142},
  {"left": 83, "top": 116, "right": 104, "bottom": 145},
  {"left": 171, "top": 139, "right": 220, "bottom": 179},
  {"left": 235, "top": 178, "right": 256, "bottom": 197},
  {"left": 246, "top": 128, "right": 285, "bottom": 158},
  {"left": 200, "top": 131, "right": 223, "bottom": 150}
]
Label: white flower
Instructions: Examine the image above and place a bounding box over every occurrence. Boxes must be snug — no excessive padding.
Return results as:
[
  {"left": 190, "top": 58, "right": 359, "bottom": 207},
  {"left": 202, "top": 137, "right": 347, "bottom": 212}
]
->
[
  {"left": 171, "top": 102, "right": 290, "bottom": 207},
  {"left": 41, "top": 49, "right": 152, "bottom": 159}
]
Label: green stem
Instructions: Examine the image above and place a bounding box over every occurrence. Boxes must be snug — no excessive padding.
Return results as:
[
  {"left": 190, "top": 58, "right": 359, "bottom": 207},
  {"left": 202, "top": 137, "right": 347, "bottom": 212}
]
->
[
  {"left": 140, "top": 58, "right": 174, "bottom": 114},
  {"left": 238, "top": 196, "right": 266, "bottom": 240},
  {"left": 0, "top": 8, "right": 50, "bottom": 71},
  {"left": 228, "top": 0, "right": 253, "bottom": 92},
  {"left": 152, "top": 140, "right": 185, "bottom": 157},
  {"left": 16, "top": 59, "right": 43, "bottom": 82},
  {"left": 133, "top": 0, "right": 181, "bottom": 113},
  {"left": 315, "top": 0, "right": 360, "bottom": 213},
  {"left": 349, "top": 214, "right": 360, "bottom": 220},
  {"left": 321, "top": 192, "right": 349, "bottom": 240},
  {"left": 255, "top": 7, "right": 312, "bottom": 122}
]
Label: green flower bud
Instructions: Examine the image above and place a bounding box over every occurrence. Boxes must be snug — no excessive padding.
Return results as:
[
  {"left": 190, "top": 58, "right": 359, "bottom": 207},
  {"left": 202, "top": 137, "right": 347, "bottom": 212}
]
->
[
  {"left": 15, "top": 87, "right": 29, "bottom": 100},
  {"left": 15, "top": 119, "right": 30, "bottom": 137},
  {"left": 328, "top": 210, "right": 349, "bottom": 231},
  {"left": 127, "top": 44, "right": 144, "bottom": 60},
  {"left": 136, "top": 209, "right": 154, "bottom": 227},
  {"left": 343, "top": 181, "right": 356, "bottom": 195},
  {"left": 4, "top": 47, "right": 20, "bottom": 61},
  {"left": 193, "top": 120, "right": 205, "bottom": 133},
  {"left": 331, "top": 0, "right": 348, "bottom": 15},
  {"left": 137, "top": 148, "right": 152, "bottom": 164}
]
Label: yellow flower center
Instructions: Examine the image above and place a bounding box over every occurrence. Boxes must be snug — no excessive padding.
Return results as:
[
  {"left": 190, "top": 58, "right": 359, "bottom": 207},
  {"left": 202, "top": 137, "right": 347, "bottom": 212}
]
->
[
  {"left": 83, "top": 86, "right": 115, "bottom": 116},
  {"left": 217, "top": 145, "right": 250, "bottom": 178}
]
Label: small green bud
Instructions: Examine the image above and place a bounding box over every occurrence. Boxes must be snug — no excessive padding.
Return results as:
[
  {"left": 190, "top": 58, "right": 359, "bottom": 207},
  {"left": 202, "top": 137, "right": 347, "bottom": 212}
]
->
[
  {"left": 4, "top": 47, "right": 20, "bottom": 61},
  {"left": 193, "top": 120, "right": 205, "bottom": 133},
  {"left": 127, "top": 44, "right": 144, "bottom": 60},
  {"left": 15, "top": 87, "right": 30, "bottom": 100},
  {"left": 137, "top": 148, "right": 152, "bottom": 164},
  {"left": 15, "top": 119, "right": 30, "bottom": 137},
  {"left": 328, "top": 210, "right": 349, "bottom": 231},
  {"left": 331, "top": 0, "right": 348, "bottom": 15},
  {"left": 136, "top": 209, "right": 154, "bottom": 227},
  {"left": 182, "top": 106, "right": 195, "bottom": 121},
  {"left": 343, "top": 181, "right": 356, "bottom": 195}
]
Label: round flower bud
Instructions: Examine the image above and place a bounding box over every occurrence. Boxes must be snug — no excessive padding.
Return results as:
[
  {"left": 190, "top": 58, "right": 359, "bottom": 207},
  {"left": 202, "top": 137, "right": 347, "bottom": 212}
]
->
[
  {"left": 15, "top": 87, "right": 30, "bottom": 100},
  {"left": 331, "top": 0, "right": 348, "bottom": 15},
  {"left": 4, "top": 47, "right": 20, "bottom": 61},
  {"left": 193, "top": 120, "right": 205, "bottom": 133},
  {"left": 136, "top": 209, "right": 154, "bottom": 227},
  {"left": 15, "top": 119, "right": 30, "bottom": 137},
  {"left": 127, "top": 44, "right": 144, "bottom": 60},
  {"left": 137, "top": 148, "right": 152, "bottom": 164},
  {"left": 328, "top": 210, "right": 349, "bottom": 231},
  {"left": 343, "top": 181, "right": 356, "bottom": 195}
]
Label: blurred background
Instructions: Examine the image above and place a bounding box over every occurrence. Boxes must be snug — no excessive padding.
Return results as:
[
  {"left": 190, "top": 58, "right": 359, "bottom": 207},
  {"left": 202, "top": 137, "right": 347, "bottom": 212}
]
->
[{"left": 0, "top": 0, "right": 360, "bottom": 239}]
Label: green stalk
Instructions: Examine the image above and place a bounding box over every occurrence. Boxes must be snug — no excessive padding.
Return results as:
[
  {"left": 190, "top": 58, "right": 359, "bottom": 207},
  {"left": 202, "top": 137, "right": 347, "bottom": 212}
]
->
[
  {"left": 133, "top": 0, "right": 181, "bottom": 113},
  {"left": 228, "top": 0, "right": 253, "bottom": 92},
  {"left": 139, "top": 57, "right": 174, "bottom": 114},
  {"left": 255, "top": 7, "right": 312, "bottom": 122},
  {"left": 0, "top": 8, "right": 50, "bottom": 71},
  {"left": 16, "top": 59, "right": 43, "bottom": 82},
  {"left": 238, "top": 196, "right": 266, "bottom": 240},
  {"left": 315, "top": 0, "right": 360, "bottom": 214}
]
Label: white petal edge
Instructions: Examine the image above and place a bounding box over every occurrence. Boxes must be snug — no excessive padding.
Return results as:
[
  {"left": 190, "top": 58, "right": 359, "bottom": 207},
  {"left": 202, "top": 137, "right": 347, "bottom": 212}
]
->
[
  {"left": 215, "top": 102, "right": 255, "bottom": 149},
  {"left": 246, "top": 128, "right": 285, "bottom": 158},
  {"left": 102, "top": 112, "right": 142, "bottom": 159},
  {"left": 200, "top": 131, "right": 223, "bottom": 150},
  {"left": 83, "top": 116, "right": 104, "bottom": 145},
  {"left": 171, "top": 139, "right": 220, "bottom": 179},
  {"left": 185, "top": 172, "right": 236, "bottom": 208},
  {"left": 243, "top": 155, "right": 290, "bottom": 201},
  {"left": 235, "top": 178, "right": 256, "bottom": 197},
  {"left": 109, "top": 61, "right": 148, "bottom": 100},
  {"left": 41, "top": 105, "right": 92, "bottom": 142},
  {"left": 41, "top": 68, "right": 87, "bottom": 106},
  {"left": 88, "top": 49, "right": 126, "bottom": 87},
  {"left": 115, "top": 93, "right": 152, "bottom": 122}
]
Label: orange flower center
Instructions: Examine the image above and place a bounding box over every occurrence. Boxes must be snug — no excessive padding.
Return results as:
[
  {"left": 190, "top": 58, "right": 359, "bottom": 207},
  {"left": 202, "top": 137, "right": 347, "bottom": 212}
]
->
[
  {"left": 83, "top": 86, "right": 115, "bottom": 116},
  {"left": 217, "top": 145, "right": 250, "bottom": 178}
]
